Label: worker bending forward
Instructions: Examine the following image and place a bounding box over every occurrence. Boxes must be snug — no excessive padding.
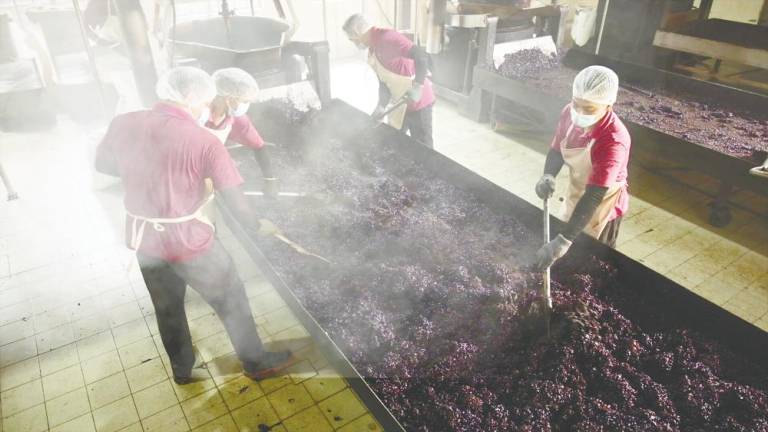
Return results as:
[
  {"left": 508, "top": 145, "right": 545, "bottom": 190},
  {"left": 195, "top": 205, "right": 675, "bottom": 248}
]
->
[
  {"left": 343, "top": 13, "right": 435, "bottom": 148},
  {"left": 535, "top": 65, "right": 631, "bottom": 269},
  {"left": 96, "top": 67, "right": 293, "bottom": 384},
  {"left": 206, "top": 68, "right": 278, "bottom": 198}
]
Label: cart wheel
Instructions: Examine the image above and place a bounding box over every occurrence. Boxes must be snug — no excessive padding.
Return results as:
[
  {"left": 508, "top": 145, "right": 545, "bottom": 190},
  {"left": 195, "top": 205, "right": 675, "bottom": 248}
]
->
[{"left": 709, "top": 206, "right": 732, "bottom": 227}]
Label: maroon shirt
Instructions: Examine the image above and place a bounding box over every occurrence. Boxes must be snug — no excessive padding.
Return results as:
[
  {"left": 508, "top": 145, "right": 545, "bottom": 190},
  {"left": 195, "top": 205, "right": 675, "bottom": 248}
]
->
[
  {"left": 206, "top": 115, "right": 265, "bottom": 149},
  {"left": 368, "top": 27, "right": 435, "bottom": 112},
  {"left": 550, "top": 104, "right": 631, "bottom": 219},
  {"left": 97, "top": 103, "right": 244, "bottom": 262}
]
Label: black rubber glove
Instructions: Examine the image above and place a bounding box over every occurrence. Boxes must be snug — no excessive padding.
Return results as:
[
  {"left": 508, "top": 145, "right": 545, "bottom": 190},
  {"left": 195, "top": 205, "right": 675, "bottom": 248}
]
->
[
  {"left": 535, "top": 149, "right": 565, "bottom": 199},
  {"left": 535, "top": 234, "right": 573, "bottom": 270},
  {"left": 561, "top": 185, "right": 609, "bottom": 241},
  {"left": 407, "top": 45, "right": 429, "bottom": 85},
  {"left": 262, "top": 177, "right": 279, "bottom": 199},
  {"left": 535, "top": 175, "right": 556, "bottom": 199},
  {"left": 543, "top": 149, "right": 565, "bottom": 177},
  {"left": 254, "top": 148, "right": 274, "bottom": 179}
]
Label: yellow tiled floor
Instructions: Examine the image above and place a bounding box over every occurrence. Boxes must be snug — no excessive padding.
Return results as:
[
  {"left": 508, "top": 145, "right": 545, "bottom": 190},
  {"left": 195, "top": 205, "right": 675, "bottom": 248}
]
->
[{"left": 0, "top": 121, "right": 382, "bottom": 431}]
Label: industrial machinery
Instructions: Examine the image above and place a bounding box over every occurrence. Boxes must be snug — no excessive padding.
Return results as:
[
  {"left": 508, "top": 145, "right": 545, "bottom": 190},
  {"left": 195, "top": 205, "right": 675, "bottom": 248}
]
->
[
  {"left": 221, "top": 100, "right": 768, "bottom": 430},
  {"left": 583, "top": 0, "right": 768, "bottom": 92},
  {"left": 168, "top": 0, "right": 331, "bottom": 105},
  {"left": 0, "top": 9, "right": 117, "bottom": 129},
  {"left": 419, "top": 0, "right": 566, "bottom": 108},
  {"left": 653, "top": 6, "right": 768, "bottom": 92}
]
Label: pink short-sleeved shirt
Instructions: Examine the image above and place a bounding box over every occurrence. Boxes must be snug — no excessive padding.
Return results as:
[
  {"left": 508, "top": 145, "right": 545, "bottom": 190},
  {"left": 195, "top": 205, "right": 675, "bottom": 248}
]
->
[
  {"left": 369, "top": 27, "right": 435, "bottom": 112},
  {"left": 550, "top": 104, "right": 631, "bottom": 219},
  {"left": 97, "top": 103, "right": 244, "bottom": 261}
]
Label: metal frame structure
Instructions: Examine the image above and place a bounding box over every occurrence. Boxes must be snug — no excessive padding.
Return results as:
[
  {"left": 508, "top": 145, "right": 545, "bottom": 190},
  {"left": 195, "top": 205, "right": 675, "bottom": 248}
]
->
[{"left": 431, "top": 4, "right": 566, "bottom": 108}]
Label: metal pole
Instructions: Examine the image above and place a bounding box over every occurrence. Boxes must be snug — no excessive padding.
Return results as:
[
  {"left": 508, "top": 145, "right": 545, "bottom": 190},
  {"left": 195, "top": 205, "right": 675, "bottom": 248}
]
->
[
  {"left": 115, "top": 0, "right": 159, "bottom": 107},
  {"left": 542, "top": 197, "right": 551, "bottom": 337},
  {"left": 321, "top": 0, "right": 328, "bottom": 40},
  {"left": 594, "top": 0, "right": 610, "bottom": 55},
  {"left": 71, "top": 0, "right": 108, "bottom": 113},
  {"left": 10, "top": 0, "right": 22, "bottom": 22},
  {"left": 394, "top": 0, "right": 398, "bottom": 29},
  {"left": 0, "top": 162, "right": 19, "bottom": 200}
]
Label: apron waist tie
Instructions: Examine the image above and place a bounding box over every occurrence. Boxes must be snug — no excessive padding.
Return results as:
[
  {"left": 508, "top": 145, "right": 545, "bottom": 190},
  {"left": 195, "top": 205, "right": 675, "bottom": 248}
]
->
[{"left": 126, "top": 193, "right": 216, "bottom": 252}]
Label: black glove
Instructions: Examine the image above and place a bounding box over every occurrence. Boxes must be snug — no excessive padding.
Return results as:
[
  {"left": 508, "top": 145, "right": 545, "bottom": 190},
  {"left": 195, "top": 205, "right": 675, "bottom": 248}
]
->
[
  {"left": 263, "top": 177, "right": 278, "bottom": 199},
  {"left": 535, "top": 174, "right": 556, "bottom": 199},
  {"left": 535, "top": 234, "right": 572, "bottom": 270}
]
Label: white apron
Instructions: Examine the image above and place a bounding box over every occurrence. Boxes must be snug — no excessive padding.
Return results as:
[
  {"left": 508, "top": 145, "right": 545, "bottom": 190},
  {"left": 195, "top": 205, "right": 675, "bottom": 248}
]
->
[
  {"left": 126, "top": 193, "right": 216, "bottom": 252},
  {"left": 368, "top": 51, "right": 413, "bottom": 130},
  {"left": 560, "top": 124, "right": 625, "bottom": 238},
  {"left": 205, "top": 123, "right": 232, "bottom": 144}
]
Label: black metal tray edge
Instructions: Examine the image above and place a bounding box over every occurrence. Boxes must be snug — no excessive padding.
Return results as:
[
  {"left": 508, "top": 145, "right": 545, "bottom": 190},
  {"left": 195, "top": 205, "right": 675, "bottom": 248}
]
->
[{"left": 217, "top": 202, "right": 407, "bottom": 432}]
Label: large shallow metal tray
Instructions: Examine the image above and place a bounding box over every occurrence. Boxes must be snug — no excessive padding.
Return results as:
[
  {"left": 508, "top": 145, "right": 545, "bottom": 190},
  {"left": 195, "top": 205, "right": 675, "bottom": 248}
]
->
[{"left": 222, "top": 100, "right": 768, "bottom": 431}]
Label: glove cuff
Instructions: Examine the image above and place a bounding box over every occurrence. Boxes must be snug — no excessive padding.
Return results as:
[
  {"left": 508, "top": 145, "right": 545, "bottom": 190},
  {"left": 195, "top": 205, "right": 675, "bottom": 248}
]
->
[{"left": 555, "top": 234, "right": 573, "bottom": 246}]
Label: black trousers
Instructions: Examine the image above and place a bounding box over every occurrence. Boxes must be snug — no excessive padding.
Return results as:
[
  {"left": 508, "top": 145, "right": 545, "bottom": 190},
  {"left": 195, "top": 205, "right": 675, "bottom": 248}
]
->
[
  {"left": 598, "top": 216, "right": 623, "bottom": 248},
  {"left": 138, "top": 239, "right": 264, "bottom": 377},
  {"left": 402, "top": 104, "right": 434, "bottom": 149}
]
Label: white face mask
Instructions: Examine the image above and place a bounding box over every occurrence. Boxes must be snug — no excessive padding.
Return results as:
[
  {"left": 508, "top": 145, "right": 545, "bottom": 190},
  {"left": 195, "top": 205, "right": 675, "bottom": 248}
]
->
[
  {"left": 347, "top": 33, "right": 366, "bottom": 50},
  {"left": 570, "top": 106, "right": 601, "bottom": 129},
  {"left": 229, "top": 102, "right": 250, "bottom": 117},
  {"left": 196, "top": 106, "right": 211, "bottom": 126}
]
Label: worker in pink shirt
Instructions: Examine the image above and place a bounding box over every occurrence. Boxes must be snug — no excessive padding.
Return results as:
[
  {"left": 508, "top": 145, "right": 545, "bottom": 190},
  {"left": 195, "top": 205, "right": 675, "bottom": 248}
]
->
[
  {"left": 534, "top": 66, "right": 631, "bottom": 269},
  {"left": 343, "top": 14, "right": 435, "bottom": 148},
  {"left": 205, "top": 68, "right": 278, "bottom": 198},
  {"left": 96, "top": 67, "right": 295, "bottom": 383}
]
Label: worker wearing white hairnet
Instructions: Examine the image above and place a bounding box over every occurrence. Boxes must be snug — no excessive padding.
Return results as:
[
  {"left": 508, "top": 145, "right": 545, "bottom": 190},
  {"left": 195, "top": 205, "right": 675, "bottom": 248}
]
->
[
  {"left": 534, "top": 65, "right": 631, "bottom": 270},
  {"left": 343, "top": 13, "right": 435, "bottom": 148},
  {"left": 205, "top": 68, "right": 278, "bottom": 198},
  {"left": 96, "top": 66, "right": 295, "bottom": 384}
]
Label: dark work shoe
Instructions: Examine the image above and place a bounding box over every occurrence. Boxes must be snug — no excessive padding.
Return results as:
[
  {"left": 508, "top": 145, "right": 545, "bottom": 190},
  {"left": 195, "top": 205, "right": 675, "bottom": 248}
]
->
[
  {"left": 243, "top": 351, "right": 297, "bottom": 381},
  {"left": 172, "top": 366, "right": 208, "bottom": 385},
  {"left": 173, "top": 375, "right": 194, "bottom": 385}
]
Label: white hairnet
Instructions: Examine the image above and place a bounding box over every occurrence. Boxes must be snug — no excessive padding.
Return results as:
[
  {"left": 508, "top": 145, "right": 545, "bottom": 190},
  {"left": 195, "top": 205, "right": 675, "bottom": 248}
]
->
[
  {"left": 155, "top": 66, "right": 216, "bottom": 107},
  {"left": 572, "top": 65, "right": 619, "bottom": 106},
  {"left": 212, "top": 67, "right": 259, "bottom": 101},
  {"left": 342, "top": 13, "right": 372, "bottom": 37}
]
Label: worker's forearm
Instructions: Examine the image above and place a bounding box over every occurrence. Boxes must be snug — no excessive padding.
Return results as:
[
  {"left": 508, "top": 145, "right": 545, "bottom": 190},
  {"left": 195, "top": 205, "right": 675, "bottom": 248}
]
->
[
  {"left": 561, "top": 185, "right": 608, "bottom": 241},
  {"left": 408, "top": 46, "right": 429, "bottom": 84},
  {"left": 254, "top": 148, "right": 274, "bottom": 179},
  {"left": 95, "top": 148, "right": 119, "bottom": 176},
  {"left": 218, "top": 186, "right": 258, "bottom": 224},
  {"left": 378, "top": 81, "right": 391, "bottom": 108},
  {"left": 543, "top": 149, "right": 564, "bottom": 177}
]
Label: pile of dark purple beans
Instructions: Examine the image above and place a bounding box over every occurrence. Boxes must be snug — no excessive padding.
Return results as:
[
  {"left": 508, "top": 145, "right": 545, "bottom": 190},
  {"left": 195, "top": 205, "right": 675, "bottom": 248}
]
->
[
  {"left": 496, "top": 48, "right": 560, "bottom": 80},
  {"left": 237, "top": 108, "right": 768, "bottom": 432}
]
